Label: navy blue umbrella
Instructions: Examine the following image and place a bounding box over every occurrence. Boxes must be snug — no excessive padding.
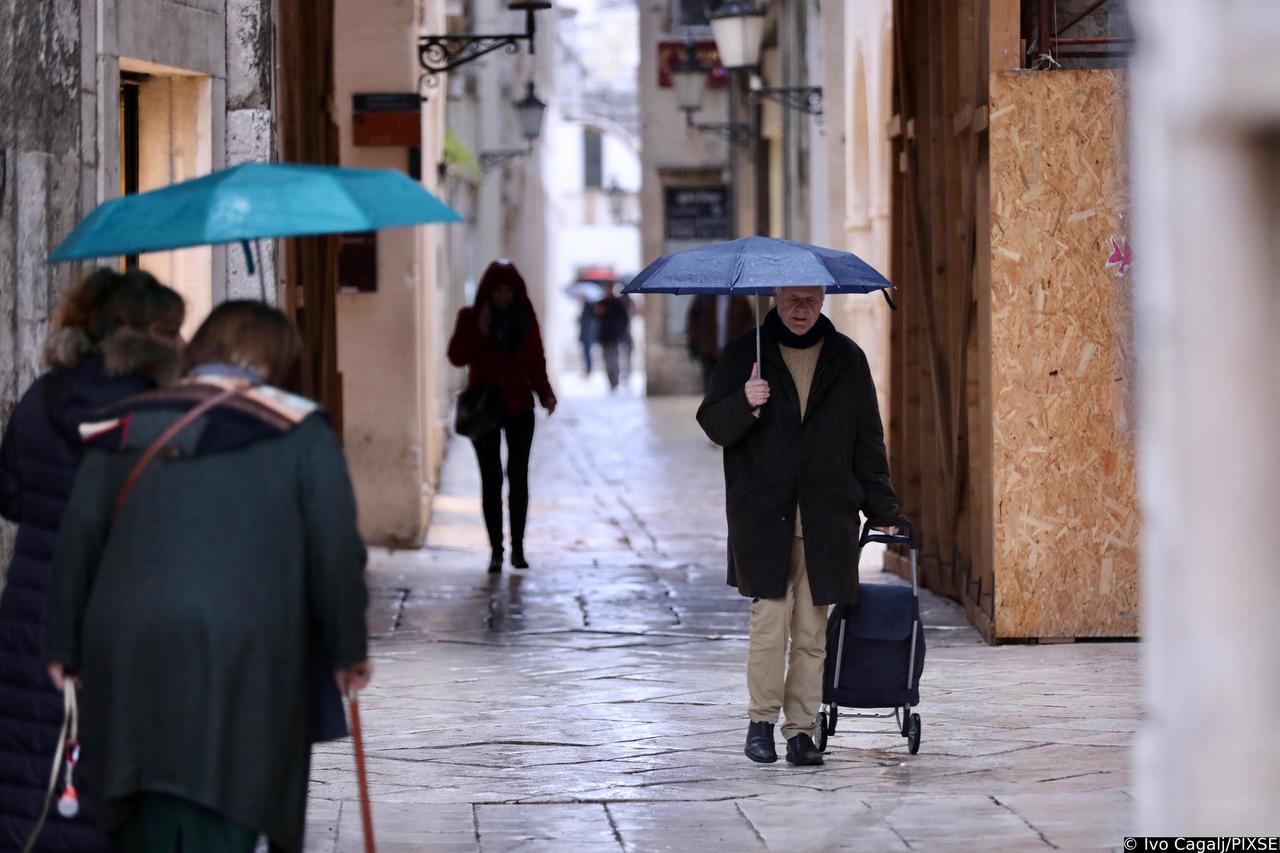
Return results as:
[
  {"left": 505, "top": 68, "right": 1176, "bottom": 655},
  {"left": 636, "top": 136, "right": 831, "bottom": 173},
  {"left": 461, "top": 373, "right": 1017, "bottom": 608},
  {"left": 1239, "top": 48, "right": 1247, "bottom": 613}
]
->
[{"left": 623, "top": 236, "right": 893, "bottom": 367}]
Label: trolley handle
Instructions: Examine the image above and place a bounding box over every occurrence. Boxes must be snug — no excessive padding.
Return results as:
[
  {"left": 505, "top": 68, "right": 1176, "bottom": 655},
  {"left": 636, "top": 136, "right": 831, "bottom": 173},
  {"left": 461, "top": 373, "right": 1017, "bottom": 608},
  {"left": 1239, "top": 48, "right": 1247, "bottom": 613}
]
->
[{"left": 860, "top": 516, "right": 916, "bottom": 548}]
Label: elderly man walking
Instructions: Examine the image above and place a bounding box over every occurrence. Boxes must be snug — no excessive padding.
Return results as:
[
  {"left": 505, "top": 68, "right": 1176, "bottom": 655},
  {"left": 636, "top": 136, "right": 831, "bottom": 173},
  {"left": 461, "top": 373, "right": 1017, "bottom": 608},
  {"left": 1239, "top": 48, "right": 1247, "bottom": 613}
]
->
[{"left": 697, "top": 286, "right": 903, "bottom": 765}]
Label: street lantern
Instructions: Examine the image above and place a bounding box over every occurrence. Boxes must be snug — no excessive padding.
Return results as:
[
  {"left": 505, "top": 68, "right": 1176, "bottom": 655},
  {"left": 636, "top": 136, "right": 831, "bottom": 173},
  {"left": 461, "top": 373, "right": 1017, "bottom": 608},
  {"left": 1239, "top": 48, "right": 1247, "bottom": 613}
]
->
[
  {"left": 606, "top": 181, "right": 628, "bottom": 222},
  {"left": 708, "top": 0, "right": 766, "bottom": 70},
  {"left": 672, "top": 43, "right": 708, "bottom": 114},
  {"left": 515, "top": 82, "right": 547, "bottom": 144}
]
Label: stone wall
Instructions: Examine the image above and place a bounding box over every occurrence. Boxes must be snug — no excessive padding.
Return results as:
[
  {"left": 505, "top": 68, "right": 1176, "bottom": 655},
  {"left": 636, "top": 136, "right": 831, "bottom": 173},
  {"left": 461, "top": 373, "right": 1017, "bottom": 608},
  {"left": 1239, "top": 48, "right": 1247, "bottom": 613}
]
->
[
  {"left": 0, "top": 0, "right": 276, "bottom": 587},
  {"left": 0, "top": 0, "right": 90, "bottom": 583}
]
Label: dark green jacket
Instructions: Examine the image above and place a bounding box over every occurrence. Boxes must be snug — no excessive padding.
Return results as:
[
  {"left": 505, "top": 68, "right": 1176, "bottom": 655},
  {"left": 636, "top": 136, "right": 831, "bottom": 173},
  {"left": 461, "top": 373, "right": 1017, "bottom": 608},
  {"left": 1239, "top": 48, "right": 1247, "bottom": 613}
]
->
[
  {"left": 45, "top": 388, "right": 367, "bottom": 853},
  {"left": 696, "top": 313, "right": 900, "bottom": 605}
]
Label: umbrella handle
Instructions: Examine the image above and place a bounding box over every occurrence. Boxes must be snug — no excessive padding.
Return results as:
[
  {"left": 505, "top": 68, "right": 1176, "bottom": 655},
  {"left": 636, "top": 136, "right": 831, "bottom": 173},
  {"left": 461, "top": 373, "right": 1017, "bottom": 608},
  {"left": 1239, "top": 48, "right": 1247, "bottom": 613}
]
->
[
  {"left": 240, "top": 240, "right": 269, "bottom": 303},
  {"left": 754, "top": 294, "right": 762, "bottom": 372}
]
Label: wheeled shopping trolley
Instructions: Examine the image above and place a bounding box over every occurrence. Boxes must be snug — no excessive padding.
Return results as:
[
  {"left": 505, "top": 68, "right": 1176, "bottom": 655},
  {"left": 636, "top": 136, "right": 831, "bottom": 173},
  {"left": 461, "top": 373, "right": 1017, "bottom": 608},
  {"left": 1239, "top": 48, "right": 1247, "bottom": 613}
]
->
[{"left": 817, "top": 519, "right": 925, "bottom": 754}]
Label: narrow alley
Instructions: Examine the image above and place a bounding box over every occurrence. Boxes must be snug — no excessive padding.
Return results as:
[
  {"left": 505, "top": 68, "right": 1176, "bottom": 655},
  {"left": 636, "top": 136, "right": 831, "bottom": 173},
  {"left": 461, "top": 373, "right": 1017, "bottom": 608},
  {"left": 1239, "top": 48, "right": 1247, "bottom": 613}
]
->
[{"left": 305, "top": 394, "right": 1139, "bottom": 852}]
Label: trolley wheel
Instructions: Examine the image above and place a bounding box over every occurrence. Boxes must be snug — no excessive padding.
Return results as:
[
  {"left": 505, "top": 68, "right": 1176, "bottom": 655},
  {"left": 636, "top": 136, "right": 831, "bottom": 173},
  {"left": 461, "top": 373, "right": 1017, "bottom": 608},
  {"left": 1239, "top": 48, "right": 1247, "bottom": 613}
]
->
[
  {"left": 816, "top": 711, "right": 829, "bottom": 753},
  {"left": 907, "top": 713, "right": 922, "bottom": 755},
  {"left": 827, "top": 705, "right": 839, "bottom": 735},
  {"left": 899, "top": 707, "right": 911, "bottom": 737}
]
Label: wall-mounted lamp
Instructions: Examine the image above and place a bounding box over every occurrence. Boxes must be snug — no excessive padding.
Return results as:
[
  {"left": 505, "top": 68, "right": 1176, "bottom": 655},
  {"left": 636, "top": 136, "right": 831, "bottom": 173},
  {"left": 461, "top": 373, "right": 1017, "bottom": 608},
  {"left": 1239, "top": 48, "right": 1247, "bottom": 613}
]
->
[
  {"left": 672, "top": 42, "right": 753, "bottom": 148},
  {"left": 605, "top": 180, "right": 640, "bottom": 226},
  {"left": 480, "top": 82, "right": 548, "bottom": 172},
  {"left": 707, "top": 0, "right": 766, "bottom": 70}
]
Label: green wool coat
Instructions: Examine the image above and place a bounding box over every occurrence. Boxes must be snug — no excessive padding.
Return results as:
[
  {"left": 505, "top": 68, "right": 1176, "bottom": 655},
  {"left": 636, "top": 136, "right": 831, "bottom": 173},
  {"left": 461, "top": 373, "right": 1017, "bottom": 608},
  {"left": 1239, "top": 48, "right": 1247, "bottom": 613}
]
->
[{"left": 45, "top": 402, "right": 368, "bottom": 853}]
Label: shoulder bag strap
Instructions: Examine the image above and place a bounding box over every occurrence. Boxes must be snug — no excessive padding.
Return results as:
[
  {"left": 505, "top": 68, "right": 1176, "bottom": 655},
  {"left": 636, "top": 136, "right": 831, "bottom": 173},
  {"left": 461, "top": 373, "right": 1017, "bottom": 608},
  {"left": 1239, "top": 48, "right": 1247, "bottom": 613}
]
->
[{"left": 112, "top": 386, "right": 243, "bottom": 518}]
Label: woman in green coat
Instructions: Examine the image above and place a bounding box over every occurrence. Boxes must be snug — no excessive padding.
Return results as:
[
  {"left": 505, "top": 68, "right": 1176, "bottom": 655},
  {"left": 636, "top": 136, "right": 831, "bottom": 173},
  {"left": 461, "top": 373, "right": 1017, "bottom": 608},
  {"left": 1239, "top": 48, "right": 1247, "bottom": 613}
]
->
[{"left": 45, "top": 301, "right": 371, "bottom": 853}]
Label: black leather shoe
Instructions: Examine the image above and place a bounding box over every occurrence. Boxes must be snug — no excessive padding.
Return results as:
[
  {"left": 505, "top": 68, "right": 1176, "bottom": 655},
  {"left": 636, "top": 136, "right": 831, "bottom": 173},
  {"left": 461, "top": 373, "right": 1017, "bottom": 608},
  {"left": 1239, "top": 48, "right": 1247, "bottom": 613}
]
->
[
  {"left": 511, "top": 548, "right": 529, "bottom": 569},
  {"left": 786, "top": 733, "right": 824, "bottom": 766},
  {"left": 488, "top": 551, "right": 503, "bottom": 574},
  {"left": 745, "top": 721, "right": 777, "bottom": 763}
]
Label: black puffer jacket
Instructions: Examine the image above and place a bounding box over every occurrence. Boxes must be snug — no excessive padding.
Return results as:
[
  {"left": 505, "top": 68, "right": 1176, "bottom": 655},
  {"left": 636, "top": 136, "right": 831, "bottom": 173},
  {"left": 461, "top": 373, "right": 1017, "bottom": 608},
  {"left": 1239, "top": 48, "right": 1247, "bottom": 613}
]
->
[{"left": 0, "top": 331, "right": 173, "bottom": 853}]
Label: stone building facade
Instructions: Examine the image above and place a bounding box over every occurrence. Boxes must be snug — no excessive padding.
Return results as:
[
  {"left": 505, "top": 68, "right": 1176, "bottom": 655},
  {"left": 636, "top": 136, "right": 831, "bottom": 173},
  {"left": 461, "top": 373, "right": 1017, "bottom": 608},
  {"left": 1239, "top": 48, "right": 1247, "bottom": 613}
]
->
[{"left": 0, "top": 0, "right": 276, "bottom": 583}]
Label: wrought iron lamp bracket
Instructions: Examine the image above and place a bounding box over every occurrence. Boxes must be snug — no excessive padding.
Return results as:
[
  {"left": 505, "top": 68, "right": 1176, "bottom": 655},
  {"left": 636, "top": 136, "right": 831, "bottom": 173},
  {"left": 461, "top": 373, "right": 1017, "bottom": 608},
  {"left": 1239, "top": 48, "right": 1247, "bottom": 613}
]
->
[
  {"left": 480, "top": 148, "right": 530, "bottom": 173},
  {"left": 749, "top": 86, "right": 824, "bottom": 116},
  {"left": 417, "top": 8, "right": 538, "bottom": 92},
  {"left": 695, "top": 122, "right": 754, "bottom": 148},
  {"left": 684, "top": 112, "right": 754, "bottom": 149}
]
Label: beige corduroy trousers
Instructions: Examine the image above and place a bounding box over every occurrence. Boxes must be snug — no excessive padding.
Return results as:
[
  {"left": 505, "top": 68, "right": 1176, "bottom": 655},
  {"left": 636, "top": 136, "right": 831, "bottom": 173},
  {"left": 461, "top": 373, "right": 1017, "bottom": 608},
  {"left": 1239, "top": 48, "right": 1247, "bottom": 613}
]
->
[{"left": 747, "top": 537, "right": 828, "bottom": 740}]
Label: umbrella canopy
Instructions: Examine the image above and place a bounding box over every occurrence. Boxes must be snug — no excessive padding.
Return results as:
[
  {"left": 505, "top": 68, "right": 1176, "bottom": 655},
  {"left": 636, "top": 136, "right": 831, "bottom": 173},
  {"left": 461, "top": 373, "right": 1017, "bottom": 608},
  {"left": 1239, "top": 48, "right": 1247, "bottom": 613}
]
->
[
  {"left": 47, "top": 162, "right": 462, "bottom": 262},
  {"left": 565, "top": 281, "right": 608, "bottom": 302},
  {"left": 622, "top": 236, "right": 891, "bottom": 297},
  {"left": 623, "top": 236, "right": 893, "bottom": 374}
]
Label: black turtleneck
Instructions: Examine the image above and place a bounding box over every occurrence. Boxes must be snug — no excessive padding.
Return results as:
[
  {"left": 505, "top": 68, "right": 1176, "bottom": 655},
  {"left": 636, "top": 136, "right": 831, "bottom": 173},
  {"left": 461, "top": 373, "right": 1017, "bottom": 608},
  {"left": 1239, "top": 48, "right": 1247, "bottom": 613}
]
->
[{"left": 764, "top": 307, "right": 830, "bottom": 349}]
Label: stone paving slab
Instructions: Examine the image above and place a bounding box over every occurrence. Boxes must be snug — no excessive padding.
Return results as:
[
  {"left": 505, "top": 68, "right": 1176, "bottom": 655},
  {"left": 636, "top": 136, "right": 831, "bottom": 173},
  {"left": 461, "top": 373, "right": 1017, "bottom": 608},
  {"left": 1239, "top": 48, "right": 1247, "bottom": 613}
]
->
[{"left": 304, "top": 396, "right": 1139, "bottom": 852}]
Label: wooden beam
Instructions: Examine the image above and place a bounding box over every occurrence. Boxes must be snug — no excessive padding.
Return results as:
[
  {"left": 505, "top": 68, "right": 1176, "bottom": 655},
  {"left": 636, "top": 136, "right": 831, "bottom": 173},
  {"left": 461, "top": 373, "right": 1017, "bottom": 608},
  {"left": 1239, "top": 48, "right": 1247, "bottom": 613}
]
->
[
  {"left": 989, "top": 0, "right": 1021, "bottom": 71},
  {"left": 974, "top": 103, "right": 989, "bottom": 133}
]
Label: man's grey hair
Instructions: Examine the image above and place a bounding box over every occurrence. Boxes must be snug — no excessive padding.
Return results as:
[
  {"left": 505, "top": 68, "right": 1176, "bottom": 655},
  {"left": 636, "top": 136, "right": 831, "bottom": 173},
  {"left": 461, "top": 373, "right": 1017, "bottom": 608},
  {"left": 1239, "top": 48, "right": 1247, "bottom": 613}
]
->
[{"left": 774, "top": 286, "right": 827, "bottom": 298}]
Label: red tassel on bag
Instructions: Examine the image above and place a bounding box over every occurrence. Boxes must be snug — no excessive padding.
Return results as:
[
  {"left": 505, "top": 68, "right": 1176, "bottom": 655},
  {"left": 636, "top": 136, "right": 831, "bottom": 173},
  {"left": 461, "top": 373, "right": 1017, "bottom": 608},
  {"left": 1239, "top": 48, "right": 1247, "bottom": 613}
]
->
[{"left": 347, "top": 692, "right": 376, "bottom": 853}]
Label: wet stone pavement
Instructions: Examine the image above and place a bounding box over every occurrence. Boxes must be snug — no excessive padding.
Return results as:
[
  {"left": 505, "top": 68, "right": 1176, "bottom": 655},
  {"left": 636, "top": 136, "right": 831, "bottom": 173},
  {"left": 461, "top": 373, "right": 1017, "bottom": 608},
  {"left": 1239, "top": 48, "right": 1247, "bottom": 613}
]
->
[{"left": 304, "top": 396, "right": 1139, "bottom": 852}]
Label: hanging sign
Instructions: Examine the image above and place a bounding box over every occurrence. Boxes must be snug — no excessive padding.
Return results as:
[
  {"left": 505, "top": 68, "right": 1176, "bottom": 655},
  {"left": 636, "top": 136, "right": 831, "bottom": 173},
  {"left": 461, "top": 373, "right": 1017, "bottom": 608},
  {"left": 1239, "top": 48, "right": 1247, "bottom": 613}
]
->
[
  {"left": 352, "top": 93, "right": 422, "bottom": 147},
  {"left": 664, "top": 186, "right": 732, "bottom": 241},
  {"left": 657, "top": 41, "right": 729, "bottom": 88}
]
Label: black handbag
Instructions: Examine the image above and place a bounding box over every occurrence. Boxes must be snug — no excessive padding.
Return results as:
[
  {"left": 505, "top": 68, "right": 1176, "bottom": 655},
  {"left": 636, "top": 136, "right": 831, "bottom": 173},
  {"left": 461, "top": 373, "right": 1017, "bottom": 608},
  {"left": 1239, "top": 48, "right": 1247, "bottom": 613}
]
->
[{"left": 455, "top": 383, "right": 503, "bottom": 438}]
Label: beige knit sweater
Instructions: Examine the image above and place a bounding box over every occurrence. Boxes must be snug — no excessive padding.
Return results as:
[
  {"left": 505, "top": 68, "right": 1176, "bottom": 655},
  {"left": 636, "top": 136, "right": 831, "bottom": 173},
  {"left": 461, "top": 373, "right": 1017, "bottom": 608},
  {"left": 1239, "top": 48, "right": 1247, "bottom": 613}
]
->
[{"left": 780, "top": 339, "right": 824, "bottom": 538}]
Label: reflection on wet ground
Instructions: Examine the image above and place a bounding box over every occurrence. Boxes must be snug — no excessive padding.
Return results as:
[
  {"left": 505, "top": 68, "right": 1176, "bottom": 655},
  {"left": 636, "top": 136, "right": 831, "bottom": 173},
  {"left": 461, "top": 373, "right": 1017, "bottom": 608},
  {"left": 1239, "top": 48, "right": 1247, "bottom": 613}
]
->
[{"left": 306, "top": 396, "right": 1138, "bottom": 852}]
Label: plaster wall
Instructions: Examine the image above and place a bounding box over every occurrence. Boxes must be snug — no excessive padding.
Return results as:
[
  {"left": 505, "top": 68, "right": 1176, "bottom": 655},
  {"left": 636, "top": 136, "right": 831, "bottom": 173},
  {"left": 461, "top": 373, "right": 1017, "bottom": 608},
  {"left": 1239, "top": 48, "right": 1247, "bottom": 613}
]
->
[
  {"left": 418, "top": 0, "right": 454, "bottom": 534},
  {"left": 334, "top": 0, "right": 432, "bottom": 547},
  {"left": 821, "top": 0, "right": 893, "bottom": 424}
]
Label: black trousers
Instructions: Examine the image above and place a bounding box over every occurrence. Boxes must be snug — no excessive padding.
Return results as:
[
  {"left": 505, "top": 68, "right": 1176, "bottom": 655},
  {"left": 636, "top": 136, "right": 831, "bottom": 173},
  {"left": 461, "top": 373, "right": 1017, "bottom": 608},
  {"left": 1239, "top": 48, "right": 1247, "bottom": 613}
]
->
[{"left": 471, "top": 409, "right": 535, "bottom": 552}]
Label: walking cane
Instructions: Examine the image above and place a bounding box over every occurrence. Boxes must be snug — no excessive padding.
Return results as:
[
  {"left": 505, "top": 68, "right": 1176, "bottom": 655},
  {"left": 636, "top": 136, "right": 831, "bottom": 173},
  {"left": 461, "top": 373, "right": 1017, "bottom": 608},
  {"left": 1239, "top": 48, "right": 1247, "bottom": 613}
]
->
[{"left": 347, "top": 689, "right": 377, "bottom": 853}]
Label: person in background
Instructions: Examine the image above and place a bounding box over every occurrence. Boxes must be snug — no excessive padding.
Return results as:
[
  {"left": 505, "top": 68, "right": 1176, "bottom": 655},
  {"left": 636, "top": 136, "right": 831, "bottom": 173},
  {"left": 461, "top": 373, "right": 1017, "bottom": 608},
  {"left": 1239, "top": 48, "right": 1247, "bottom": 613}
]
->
[
  {"left": 44, "top": 301, "right": 370, "bottom": 853},
  {"left": 578, "top": 296, "right": 597, "bottom": 377},
  {"left": 448, "top": 260, "right": 557, "bottom": 573},
  {"left": 686, "top": 294, "right": 757, "bottom": 390},
  {"left": 0, "top": 268, "right": 185, "bottom": 853},
  {"left": 618, "top": 291, "right": 636, "bottom": 383},
  {"left": 593, "top": 284, "right": 631, "bottom": 392}
]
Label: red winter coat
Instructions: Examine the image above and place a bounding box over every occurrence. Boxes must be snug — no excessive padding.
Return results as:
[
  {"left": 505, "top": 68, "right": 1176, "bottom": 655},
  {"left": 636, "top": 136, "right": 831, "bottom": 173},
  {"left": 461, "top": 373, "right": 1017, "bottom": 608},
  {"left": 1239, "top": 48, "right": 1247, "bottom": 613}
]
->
[{"left": 447, "top": 279, "right": 555, "bottom": 418}]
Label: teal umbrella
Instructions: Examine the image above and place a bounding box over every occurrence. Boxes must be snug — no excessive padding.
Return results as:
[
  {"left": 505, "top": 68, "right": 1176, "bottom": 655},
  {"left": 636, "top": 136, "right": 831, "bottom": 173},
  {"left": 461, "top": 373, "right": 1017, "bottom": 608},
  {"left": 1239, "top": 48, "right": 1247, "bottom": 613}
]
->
[{"left": 47, "top": 163, "right": 462, "bottom": 294}]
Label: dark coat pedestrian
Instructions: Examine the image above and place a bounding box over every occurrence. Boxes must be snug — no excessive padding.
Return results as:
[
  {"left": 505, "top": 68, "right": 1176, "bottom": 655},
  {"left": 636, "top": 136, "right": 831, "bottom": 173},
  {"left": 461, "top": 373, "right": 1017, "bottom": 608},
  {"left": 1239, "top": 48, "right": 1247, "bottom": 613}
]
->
[
  {"left": 448, "top": 260, "right": 556, "bottom": 572},
  {"left": 593, "top": 290, "right": 631, "bottom": 390},
  {"left": 44, "top": 302, "right": 370, "bottom": 853},
  {"left": 687, "top": 294, "right": 756, "bottom": 359},
  {"left": 578, "top": 299, "right": 597, "bottom": 375},
  {"left": 687, "top": 295, "right": 758, "bottom": 390},
  {"left": 449, "top": 265, "right": 555, "bottom": 418},
  {"left": 0, "top": 270, "right": 183, "bottom": 853},
  {"left": 593, "top": 293, "right": 630, "bottom": 346},
  {"left": 696, "top": 307, "right": 901, "bottom": 607}
]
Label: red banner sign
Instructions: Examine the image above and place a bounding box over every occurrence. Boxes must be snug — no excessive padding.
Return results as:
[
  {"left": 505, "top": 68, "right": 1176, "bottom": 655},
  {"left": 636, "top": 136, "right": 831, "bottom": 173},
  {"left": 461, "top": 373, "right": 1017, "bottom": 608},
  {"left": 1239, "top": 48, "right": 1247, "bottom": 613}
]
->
[{"left": 657, "top": 40, "right": 729, "bottom": 88}]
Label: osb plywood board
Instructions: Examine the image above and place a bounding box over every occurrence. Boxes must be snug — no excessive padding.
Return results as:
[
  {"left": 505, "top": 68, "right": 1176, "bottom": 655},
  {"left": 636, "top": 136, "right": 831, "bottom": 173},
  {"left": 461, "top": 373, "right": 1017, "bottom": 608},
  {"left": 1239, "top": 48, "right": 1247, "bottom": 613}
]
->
[{"left": 988, "top": 70, "right": 1139, "bottom": 638}]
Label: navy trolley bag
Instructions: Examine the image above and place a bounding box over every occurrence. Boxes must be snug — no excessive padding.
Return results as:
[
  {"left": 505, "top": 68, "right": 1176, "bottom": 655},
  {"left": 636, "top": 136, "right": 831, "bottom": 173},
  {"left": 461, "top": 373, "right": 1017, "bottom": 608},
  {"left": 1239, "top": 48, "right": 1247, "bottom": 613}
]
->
[{"left": 818, "top": 519, "right": 926, "bottom": 754}]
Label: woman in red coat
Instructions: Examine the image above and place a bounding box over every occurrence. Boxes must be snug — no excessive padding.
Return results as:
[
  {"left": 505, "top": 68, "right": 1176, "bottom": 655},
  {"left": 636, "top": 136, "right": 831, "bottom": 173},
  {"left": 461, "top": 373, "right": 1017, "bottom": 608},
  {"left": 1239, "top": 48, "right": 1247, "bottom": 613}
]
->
[{"left": 448, "top": 260, "right": 556, "bottom": 573}]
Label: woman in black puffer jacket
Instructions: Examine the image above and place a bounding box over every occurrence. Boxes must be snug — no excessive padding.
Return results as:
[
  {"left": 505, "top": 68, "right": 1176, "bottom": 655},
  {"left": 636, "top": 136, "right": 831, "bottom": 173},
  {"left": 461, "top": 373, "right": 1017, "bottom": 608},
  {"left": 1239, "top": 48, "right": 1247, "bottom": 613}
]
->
[{"left": 0, "top": 269, "right": 184, "bottom": 853}]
